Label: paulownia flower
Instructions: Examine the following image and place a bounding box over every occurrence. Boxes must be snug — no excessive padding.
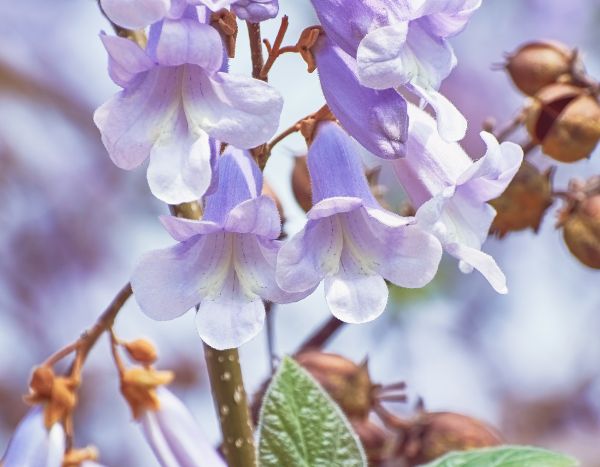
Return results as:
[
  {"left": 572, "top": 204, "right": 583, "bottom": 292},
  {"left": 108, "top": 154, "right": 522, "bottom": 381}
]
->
[
  {"left": 94, "top": 10, "right": 283, "bottom": 204},
  {"left": 276, "top": 122, "right": 442, "bottom": 323},
  {"left": 314, "top": 36, "right": 408, "bottom": 159},
  {"left": 140, "top": 388, "right": 225, "bottom": 467},
  {"left": 392, "top": 104, "right": 523, "bottom": 293},
  {"left": 131, "top": 148, "right": 306, "bottom": 350},
  {"left": 1, "top": 407, "right": 65, "bottom": 467},
  {"left": 311, "top": 0, "right": 481, "bottom": 142},
  {"left": 100, "top": 0, "right": 278, "bottom": 29}
]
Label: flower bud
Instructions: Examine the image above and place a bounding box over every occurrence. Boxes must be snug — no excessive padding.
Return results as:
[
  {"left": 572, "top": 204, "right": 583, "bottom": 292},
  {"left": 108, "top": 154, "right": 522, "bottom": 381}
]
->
[
  {"left": 558, "top": 181, "right": 600, "bottom": 269},
  {"left": 123, "top": 339, "right": 158, "bottom": 365},
  {"left": 526, "top": 84, "right": 600, "bottom": 162},
  {"left": 294, "top": 351, "right": 372, "bottom": 419},
  {"left": 121, "top": 367, "right": 174, "bottom": 419},
  {"left": 505, "top": 41, "right": 577, "bottom": 96},
  {"left": 399, "top": 412, "right": 503, "bottom": 466},
  {"left": 291, "top": 155, "right": 312, "bottom": 212},
  {"left": 29, "top": 365, "right": 55, "bottom": 398},
  {"left": 490, "top": 162, "right": 554, "bottom": 237}
]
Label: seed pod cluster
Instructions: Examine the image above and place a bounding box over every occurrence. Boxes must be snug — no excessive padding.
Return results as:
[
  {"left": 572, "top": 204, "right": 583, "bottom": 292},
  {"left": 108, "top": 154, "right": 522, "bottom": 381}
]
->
[{"left": 505, "top": 41, "right": 600, "bottom": 163}]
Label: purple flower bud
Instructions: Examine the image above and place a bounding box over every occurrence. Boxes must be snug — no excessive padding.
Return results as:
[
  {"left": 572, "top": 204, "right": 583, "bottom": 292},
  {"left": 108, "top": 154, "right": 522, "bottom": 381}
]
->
[
  {"left": 392, "top": 104, "right": 523, "bottom": 293},
  {"left": 2, "top": 407, "right": 65, "bottom": 467},
  {"left": 232, "top": 0, "right": 279, "bottom": 22},
  {"left": 140, "top": 388, "right": 226, "bottom": 467},
  {"left": 314, "top": 37, "right": 408, "bottom": 159},
  {"left": 131, "top": 148, "right": 307, "bottom": 350},
  {"left": 276, "top": 122, "right": 442, "bottom": 323},
  {"left": 94, "top": 15, "right": 283, "bottom": 204}
]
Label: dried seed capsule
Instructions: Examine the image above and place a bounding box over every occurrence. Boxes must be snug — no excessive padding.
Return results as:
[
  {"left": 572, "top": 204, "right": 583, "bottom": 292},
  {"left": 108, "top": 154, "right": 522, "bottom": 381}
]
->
[
  {"left": 526, "top": 84, "right": 600, "bottom": 162},
  {"left": 124, "top": 339, "right": 158, "bottom": 365},
  {"left": 505, "top": 41, "right": 576, "bottom": 96},
  {"left": 291, "top": 155, "right": 312, "bottom": 212},
  {"left": 295, "top": 351, "right": 373, "bottom": 419},
  {"left": 490, "top": 162, "right": 554, "bottom": 237},
  {"left": 351, "top": 419, "right": 393, "bottom": 464},
  {"left": 399, "top": 412, "right": 503, "bottom": 466},
  {"left": 558, "top": 183, "right": 600, "bottom": 269}
]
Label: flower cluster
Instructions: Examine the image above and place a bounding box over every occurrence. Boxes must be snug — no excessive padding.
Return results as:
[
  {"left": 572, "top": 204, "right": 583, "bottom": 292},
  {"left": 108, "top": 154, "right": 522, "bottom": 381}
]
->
[{"left": 94, "top": 0, "right": 523, "bottom": 350}]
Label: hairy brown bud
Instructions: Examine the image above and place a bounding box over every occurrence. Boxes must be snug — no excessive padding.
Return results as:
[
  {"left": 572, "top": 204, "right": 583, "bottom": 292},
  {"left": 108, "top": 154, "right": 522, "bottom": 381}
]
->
[
  {"left": 399, "top": 412, "right": 503, "bottom": 466},
  {"left": 121, "top": 367, "right": 174, "bottom": 419},
  {"left": 526, "top": 84, "right": 600, "bottom": 162},
  {"left": 291, "top": 156, "right": 313, "bottom": 212},
  {"left": 29, "top": 366, "right": 55, "bottom": 398},
  {"left": 505, "top": 41, "right": 577, "bottom": 96},
  {"left": 490, "top": 162, "right": 554, "bottom": 237},
  {"left": 558, "top": 181, "right": 600, "bottom": 269},
  {"left": 123, "top": 339, "right": 158, "bottom": 365},
  {"left": 63, "top": 446, "right": 99, "bottom": 466},
  {"left": 295, "top": 351, "right": 373, "bottom": 419}
]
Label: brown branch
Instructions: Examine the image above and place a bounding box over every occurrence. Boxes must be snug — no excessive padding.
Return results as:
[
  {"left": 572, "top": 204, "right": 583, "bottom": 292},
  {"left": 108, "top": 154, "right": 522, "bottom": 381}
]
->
[{"left": 295, "top": 316, "right": 346, "bottom": 355}]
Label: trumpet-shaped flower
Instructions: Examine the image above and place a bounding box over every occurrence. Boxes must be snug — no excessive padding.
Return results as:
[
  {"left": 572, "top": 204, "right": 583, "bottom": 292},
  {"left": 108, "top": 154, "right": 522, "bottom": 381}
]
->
[
  {"left": 94, "top": 12, "right": 283, "bottom": 204},
  {"left": 131, "top": 148, "right": 306, "bottom": 350},
  {"left": 276, "top": 122, "right": 442, "bottom": 323},
  {"left": 140, "top": 388, "right": 226, "bottom": 467},
  {"left": 311, "top": 0, "right": 480, "bottom": 141},
  {"left": 100, "top": 0, "right": 278, "bottom": 29},
  {"left": 2, "top": 407, "right": 65, "bottom": 467},
  {"left": 392, "top": 104, "right": 523, "bottom": 293},
  {"left": 314, "top": 36, "right": 408, "bottom": 159}
]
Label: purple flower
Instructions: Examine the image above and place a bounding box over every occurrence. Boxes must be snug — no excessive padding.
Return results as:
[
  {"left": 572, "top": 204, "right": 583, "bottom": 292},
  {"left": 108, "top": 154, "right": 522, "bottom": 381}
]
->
[
  {"left": 131, "top": 148, "right": 306, "bottom": 349},
  {"left": 2, "top": 407, "right": 65, "bottom": 467},
  {"left": 392, "top": 104, "right": 523, "bottom": 293},
  {"left": 100, "top": 0, "right": 278, "bottom": 29},
  {"left": 314, "top": 36, "right": 408, "bottom": 159},
  {"left": 140, "top": 388, "right": 226, "bottom": 467},
  {"left": 276, "top": 122, "right": 442, "bottom": 323},
  {"left": 311, "top": 0, "right": 481, "bottom": 142},
  {"left": 94, "top": 12, "right": 283, "bottom": 204}
]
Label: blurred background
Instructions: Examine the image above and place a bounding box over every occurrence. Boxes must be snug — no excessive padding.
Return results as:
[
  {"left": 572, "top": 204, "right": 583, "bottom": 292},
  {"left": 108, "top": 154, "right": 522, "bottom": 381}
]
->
[{"left": 1, "top": 0, "right": 599, "bottom": 465}]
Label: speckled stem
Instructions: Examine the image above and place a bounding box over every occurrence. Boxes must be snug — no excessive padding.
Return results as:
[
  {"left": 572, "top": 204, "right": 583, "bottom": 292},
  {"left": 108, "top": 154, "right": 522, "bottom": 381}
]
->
[
  {"left": 171, "top": 202, "right": 257, "bottom": 467},
  {"left": 205, "top": 347, "right": 257, "bottom": 467}
]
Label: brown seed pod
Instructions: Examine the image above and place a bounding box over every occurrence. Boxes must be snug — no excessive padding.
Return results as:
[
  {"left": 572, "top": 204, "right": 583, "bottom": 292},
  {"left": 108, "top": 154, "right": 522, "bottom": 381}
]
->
[
  {"left": 490, "top": 162, "right": 554, "bottom": 237},
  {"left": 295, "top": 351, "right": 373, "bottom": 419},
  {"left": 291, "top": 155, "right": 313, "bottom": 212},
  {"left": 505, "top": 41, "right": 577, "bottom": 96},
  {"left": 558, "top": 183, "right": 600, "bottom": 269},
  {"left": 398, "top": 412, "right": 503, "bottom": 466},
  {"left": 526, "top": 83, "right": 600, "bottom": 162},
  {"left": 351, "top": 419, "right": 394, "bottom": 464},
  {"left": 123, "top": 339, "right": 158, "bottom": 366}
]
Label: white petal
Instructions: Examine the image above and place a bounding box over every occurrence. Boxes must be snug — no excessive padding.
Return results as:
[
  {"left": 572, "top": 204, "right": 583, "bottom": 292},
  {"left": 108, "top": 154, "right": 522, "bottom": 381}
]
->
[
  {"left": 324, "top": 249, "right": 389, "bottom": 324},
  {"left": 183, "top": 70, "right": 283, "bottom": 149},
  {"left": 410, "top": 82, "right": 467, "bottom": 142},
  {"left": 446, "top": 243, "right": 508, "bottom": 294},
  {"left": 276, "top": 217, "right": 343, "bottom": 293},
  {"left": 356, "top": 23, "right": 411, "bottom": 90},
  {"left": 147, "top": 111, "right": 214, "bottom": 204},
  {"left": 100, "top": 0, "right": 170, "bottom": 29},
  {"left": 196, "top": 269, "right": 265, "bottom": 350}
]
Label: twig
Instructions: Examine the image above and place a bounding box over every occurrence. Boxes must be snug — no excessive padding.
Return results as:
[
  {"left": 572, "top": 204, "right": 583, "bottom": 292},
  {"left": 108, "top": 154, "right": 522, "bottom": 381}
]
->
[
  {"left": 260, "top": 16, "right": 290, "bottom": 79},
  {"left": 295, "top": 316, "right": 346, "bottom": 355}
]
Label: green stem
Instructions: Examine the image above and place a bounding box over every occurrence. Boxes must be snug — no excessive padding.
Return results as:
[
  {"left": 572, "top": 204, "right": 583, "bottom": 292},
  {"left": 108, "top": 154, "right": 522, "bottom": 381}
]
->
[{"left": 205, "top": 347, "right": 257, "bottom": 466}]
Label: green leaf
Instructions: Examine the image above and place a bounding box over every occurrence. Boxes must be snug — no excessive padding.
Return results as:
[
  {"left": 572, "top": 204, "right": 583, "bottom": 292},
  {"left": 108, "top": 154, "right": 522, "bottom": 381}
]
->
[
  {"left": 257, "top": 356, "right": 366, "bottom": 467},
  {"left": 422, "top": 445, "right": 579, "bottom": 467}
]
